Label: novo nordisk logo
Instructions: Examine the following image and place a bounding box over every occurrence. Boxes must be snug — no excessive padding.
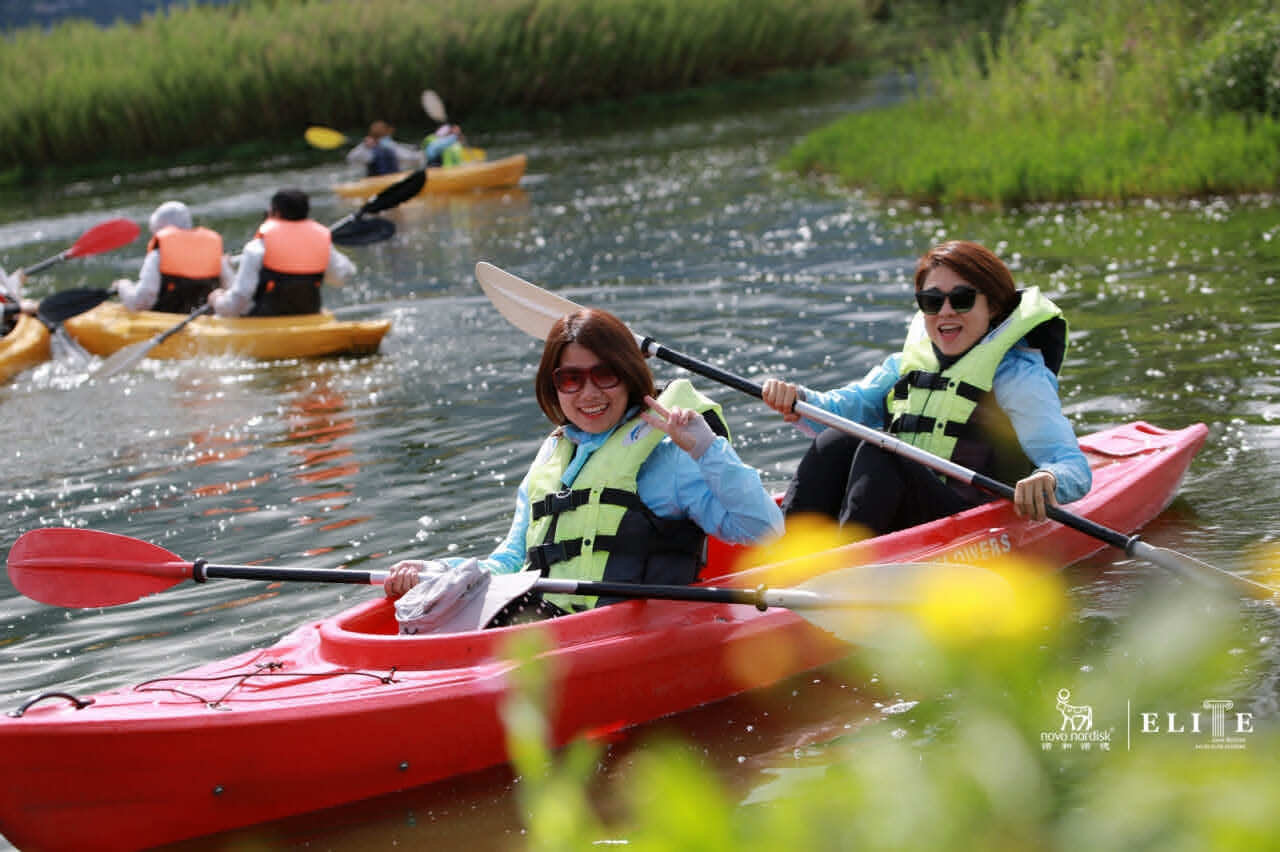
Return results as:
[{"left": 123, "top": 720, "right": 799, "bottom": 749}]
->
[
  {"left": 1040, "top": 688, "right": 1256, "bottom": 752},
  {"left": 1040, "top": 688, "right": 1113, "bottom": 751}
]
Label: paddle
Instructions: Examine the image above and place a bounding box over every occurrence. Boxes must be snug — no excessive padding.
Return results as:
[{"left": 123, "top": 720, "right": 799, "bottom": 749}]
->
[
  {"left": 473, "top": 262, "right": 1272, "bottom": 599},
  {"left": 6, "top": 527, "right": 1010, "bottom": 643},
  {"left": 304, "top": 125, "right": 349, "bottom": 150},
  {"left": 92, "top": 303, "right": 212, "bottom": 378},
  {"left": 90, "top": 172, "right": 425, "bottom": 379},
  {"left": 421, "top": 89, "right": 448, "bottom": 124},
  {"left": 421, "top": 89, "right": 486, "bottom": 162},
  {"left": 36, "top": 287, "right": 114, "bottom": 324},
  {"left": 328, "top": 166, "right": 426, "bottom": 244},
  {"left": 16, "top": 218, "right": 141, "bottom": 278},
  {"left": 36, "top": 289, "right": 107, "bottom": 367},
  {"left": 8, "top": 219, "right": 142, "bottom": 365}
]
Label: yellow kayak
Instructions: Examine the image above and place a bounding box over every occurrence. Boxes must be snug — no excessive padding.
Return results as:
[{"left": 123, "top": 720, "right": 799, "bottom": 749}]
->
[
  {"left": 63, "top": 302, "right": 391, "bottom": 361},
  {"left": 333, "top": 154, "right": 527, "bottom": 198},
  {"left": 0, "top": 313, "right": 52, "bottom": 384}
]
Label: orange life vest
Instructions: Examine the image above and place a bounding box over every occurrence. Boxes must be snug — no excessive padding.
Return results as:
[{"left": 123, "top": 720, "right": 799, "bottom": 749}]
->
[
  {"left": 150, "top": 226, "right": 224, "bottom": 313},
  {"left": 252, "top": 219, "right": 331, "bottom": 316}
]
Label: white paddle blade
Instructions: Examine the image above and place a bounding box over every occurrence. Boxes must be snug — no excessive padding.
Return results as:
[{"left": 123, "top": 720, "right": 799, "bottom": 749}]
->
[
  {"left": 50, "top": 326, "right": 94, "bottom": 368},
  {"left": 780, "top": 560, "right": 1019, "bottom": 647},
  {"left": 422, "top": 89, "right": 448, "bottom": 123},
  {"left": 93, "top": 340, "right": 151, "bottom": 378},
  {"left": 475, "top": 262, "right": 583, "bottom": 341},
  {"left": 1132, "top": 540, "right": 1280, "bottom": 599}
]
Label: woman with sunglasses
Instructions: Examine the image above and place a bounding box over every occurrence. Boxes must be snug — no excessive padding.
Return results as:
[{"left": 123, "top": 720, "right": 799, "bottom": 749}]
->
[
  {"left": 760, "top": 239, "right": 1090, "bottom": 535},
  {"left": 385, "top": 307, "right": 783, "bottom": 623}
]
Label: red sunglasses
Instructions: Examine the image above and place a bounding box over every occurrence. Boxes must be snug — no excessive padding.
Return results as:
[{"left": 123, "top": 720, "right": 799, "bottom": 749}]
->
[{"left": 552, "top": 363, "right": 621, "bottom": 393}]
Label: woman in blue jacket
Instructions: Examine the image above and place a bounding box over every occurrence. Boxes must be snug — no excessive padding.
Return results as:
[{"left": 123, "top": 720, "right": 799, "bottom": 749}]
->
[
  {"left": 761, "top": 240, "right": 1091, "bottom": 536},
  {"left": 385, "top": 307, "right": 783, "bottom": 623}
]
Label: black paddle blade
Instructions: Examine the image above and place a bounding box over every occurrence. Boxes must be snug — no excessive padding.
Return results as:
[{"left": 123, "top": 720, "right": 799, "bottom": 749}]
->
[
  {"left": 332, "top": 216, "right": 397, "bottom": 246},
  {"left": 36, "top": 288, "right": 112, "bottom": 324},
  {"left": 361, "top": 169, "right": 426, "bottom": 215}
]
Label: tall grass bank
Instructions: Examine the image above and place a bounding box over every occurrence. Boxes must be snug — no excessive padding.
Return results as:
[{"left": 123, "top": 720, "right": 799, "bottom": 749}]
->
[
  {"left": 782, "top": 0, "right": 1280, "bottom": 205},
  {"left": 0, "top": 0, "right": 864, "bottom": 180}
]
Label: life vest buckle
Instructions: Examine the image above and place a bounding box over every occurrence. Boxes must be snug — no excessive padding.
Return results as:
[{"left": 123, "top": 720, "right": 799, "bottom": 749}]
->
[
  {"left": 531, "top": 488, "right": 589, "bottom": 520},
  {"left": 526, "top": 540, "right": 583, "bottom": 574}
]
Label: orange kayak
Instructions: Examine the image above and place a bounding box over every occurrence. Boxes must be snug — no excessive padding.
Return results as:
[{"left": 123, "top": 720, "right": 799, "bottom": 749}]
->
[
  {"left": 333, "top": 154, "right": 527, "bottom": 198},
  {"left": 0, "top": 313, "right": 51, "bottom": 384},
  {"left": 62, "top": 302, "right": 390, "bottom": 361}
]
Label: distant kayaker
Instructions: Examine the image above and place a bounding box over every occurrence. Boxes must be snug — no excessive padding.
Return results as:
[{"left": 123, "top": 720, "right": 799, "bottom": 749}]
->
[
  {"left": 209, "top": 188, "right": 355, "bottom": 318},
  {"left": 113, "top": 201, "right": 235, "bottom": 314},
  {"left": 761, "top": 239, "right": 1091, "bottom": 533},
  {"left": 345, "top": 120, "right": 422, "bottom": 176},
  {"left": 383, "top": 307, "right": 784, "bottom": 626},
  {"left": 423, "top": 123, "right": 465, "bottom": 168}
]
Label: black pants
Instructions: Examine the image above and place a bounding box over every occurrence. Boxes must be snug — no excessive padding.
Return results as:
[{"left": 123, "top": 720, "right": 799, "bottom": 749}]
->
[{"left": 781, "top": 428, "right": 976, "bottom": 535}]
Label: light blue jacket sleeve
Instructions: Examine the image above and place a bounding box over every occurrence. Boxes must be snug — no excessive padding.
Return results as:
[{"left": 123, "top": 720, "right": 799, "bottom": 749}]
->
[
  {"left": 791, "top": 347, "right": 1090, "bottom": 505},
  {"left": 993, "top": 346, "right": 1092, "bottom": 504},
  {"left": 794, "top": 353, "right": 903, "bottom": 433},
  {"left": 636, "top": 436, "right": 784, "bottom": 545}
]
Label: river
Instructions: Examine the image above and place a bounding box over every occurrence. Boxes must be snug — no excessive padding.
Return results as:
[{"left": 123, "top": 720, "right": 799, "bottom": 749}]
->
[{"left": 2, "top": 75, "right": 1279, "bottom": 850}]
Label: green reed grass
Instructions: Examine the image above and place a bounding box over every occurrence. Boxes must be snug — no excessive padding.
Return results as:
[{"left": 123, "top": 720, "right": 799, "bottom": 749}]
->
[
  {"left": 781, "top": 0, "right": 1280, "bottom": 205},
  {"left": 0, "top": 0, "right": 864, "bottom": 179}
]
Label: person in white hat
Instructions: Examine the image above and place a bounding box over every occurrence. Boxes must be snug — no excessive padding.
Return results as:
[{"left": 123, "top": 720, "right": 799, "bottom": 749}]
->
[{"left": 114, "top": 201, "right": 234, "bottom": 313}]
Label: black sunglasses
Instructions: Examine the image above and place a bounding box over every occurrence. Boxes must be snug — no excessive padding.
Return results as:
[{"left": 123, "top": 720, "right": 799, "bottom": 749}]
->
[
  {"left": 552, "top": 363, "right": 621, "bottom": 393},
  {"left": 915, "top": 284, "right": 980, "bottom": 315}
]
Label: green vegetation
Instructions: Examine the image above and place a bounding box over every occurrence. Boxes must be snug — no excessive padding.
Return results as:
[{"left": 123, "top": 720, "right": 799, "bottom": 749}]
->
[
  {"left": 501, "top": 560, "right": 1280, "bottom": 851},
  {"left": 0, "top": 0, "right": 866, "bottom": 183},
  {"left": 6, "top": 0, "right": 1276, "bottom": 204},
  {"left": 782, "top": 0, "right": 1280, "bottom": 205}
]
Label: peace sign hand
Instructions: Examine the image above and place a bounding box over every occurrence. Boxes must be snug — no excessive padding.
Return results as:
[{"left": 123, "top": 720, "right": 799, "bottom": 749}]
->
[{"left": 640, "top": 395, "right": 717, "bottom": 459}]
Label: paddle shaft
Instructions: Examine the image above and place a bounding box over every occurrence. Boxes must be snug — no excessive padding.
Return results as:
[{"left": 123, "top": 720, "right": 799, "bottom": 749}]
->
[
  {"left": 10, "top": 528, "right": 949, "bottom": 623},
  {"left": 190, "top": 560, "right": 822, "bottom": 609},
  {"left": 637, "top": 334, "right": 1141, "bottom": 552},
  {"left": 22, "top": 249, "right": 75, "bottom": 276},
  {"left": 638, "top": 332, "right": 1276, "bottom": 594},
  {"left": 470, "top": 261, "right": 1145, "bottom": 559},
  {"left": 147, "top": 303, "right": 212, "bottom": 348},
  {"left": 18, "top": 218, "right": 141, "bottom": 278}
]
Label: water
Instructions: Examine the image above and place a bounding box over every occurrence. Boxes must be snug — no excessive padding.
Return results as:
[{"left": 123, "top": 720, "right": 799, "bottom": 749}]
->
[{"left": 2, "top": 76, "right": 1279, "bottom": 849}]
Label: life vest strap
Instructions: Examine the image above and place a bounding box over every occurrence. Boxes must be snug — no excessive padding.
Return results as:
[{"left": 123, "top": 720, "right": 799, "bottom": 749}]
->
[
  {"left": 527, "top": 539, "right": 582, "bottom": 575},
  {"left": 893, "top": 370, "right": 984, "bottom": 403},
  {"left": 889, "top": 414, "right": 977, "bottom": 441},
  {"left": 529, "top": 486, "right": 647, "bottom": 521},
  {"left": 526, "top": 522, "right": 706, "bottom": 576}
]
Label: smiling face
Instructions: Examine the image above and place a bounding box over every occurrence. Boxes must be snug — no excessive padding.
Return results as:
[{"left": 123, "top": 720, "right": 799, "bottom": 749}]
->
[
  {"left": 555, "top": 342, "right": 630, "bottom": 434},
  {"left": 919, "top": 265, "right": 992, "bottom": 358}
]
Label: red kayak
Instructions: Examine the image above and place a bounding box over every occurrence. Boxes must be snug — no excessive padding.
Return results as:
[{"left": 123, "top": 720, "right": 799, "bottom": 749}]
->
[{"left": 0, "top": 420, "right": 1208, "bottom": 852}]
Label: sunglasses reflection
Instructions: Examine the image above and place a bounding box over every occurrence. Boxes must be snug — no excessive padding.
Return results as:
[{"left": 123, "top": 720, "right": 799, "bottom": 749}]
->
[{"left": 552, "top": 363, "right": 621, "bottom": 393}]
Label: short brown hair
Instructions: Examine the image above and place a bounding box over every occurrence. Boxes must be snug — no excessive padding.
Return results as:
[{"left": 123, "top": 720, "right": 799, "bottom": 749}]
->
[
  {"left": 914, "top": 240, "right": 1018, "bottom": 324},
  {"left": 535, "top": 308, "right": 656, "bottom": 425}
]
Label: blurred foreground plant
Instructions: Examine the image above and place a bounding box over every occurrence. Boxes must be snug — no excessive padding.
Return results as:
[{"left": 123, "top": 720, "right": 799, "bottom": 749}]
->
[{"left": 500, "top": 555, "right": 1280, "bottom": 851}]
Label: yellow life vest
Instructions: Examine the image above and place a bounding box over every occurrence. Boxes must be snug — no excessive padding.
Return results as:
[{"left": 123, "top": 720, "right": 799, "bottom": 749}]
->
[
  {"left": 524, "top": 379, "right": 728, "bottom": 610},
  {"left": 886, "top": 287, "right": 1067, "bottom": 496}
]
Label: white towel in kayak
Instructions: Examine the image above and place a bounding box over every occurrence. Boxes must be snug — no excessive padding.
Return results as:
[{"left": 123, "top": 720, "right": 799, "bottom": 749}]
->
[{"left": 395, "top": 559, "right": 541, "bottom": 634}]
